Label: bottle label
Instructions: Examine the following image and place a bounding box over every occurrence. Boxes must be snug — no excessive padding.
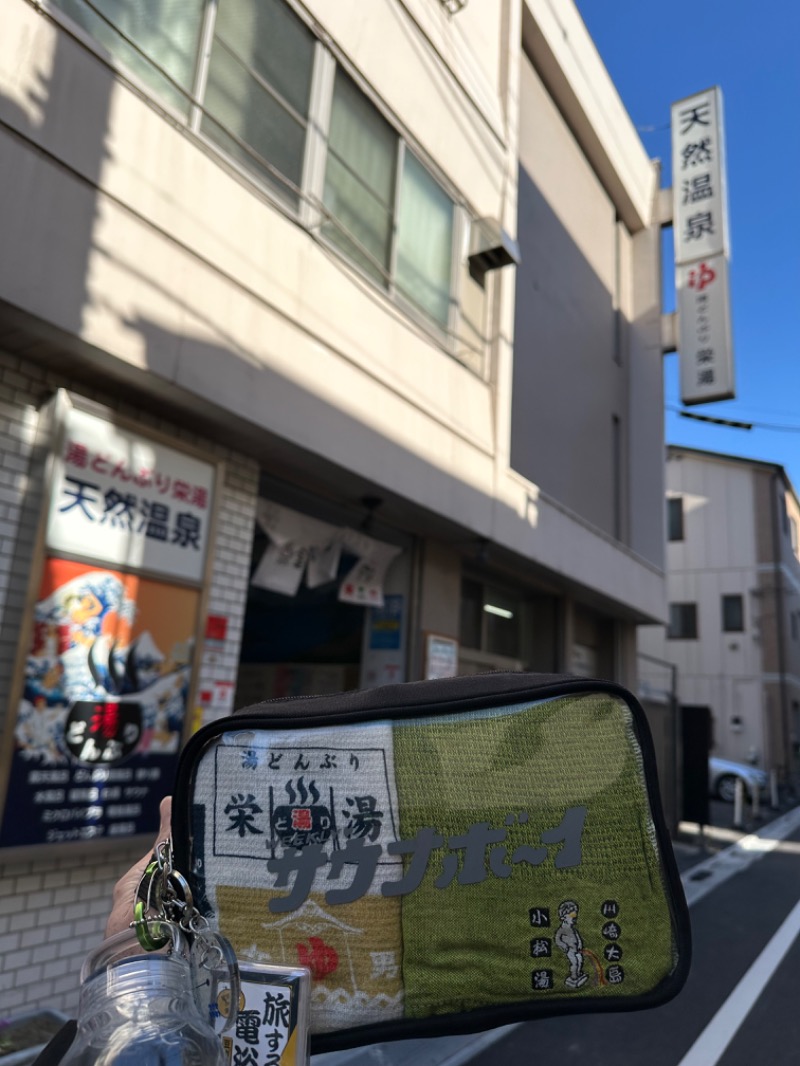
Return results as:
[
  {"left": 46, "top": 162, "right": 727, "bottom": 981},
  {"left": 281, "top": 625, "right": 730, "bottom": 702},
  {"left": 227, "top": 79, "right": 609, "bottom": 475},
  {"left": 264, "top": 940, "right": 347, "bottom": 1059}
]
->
[{"left": 219, "top": 963, "right": 310, "bottom": 1066}]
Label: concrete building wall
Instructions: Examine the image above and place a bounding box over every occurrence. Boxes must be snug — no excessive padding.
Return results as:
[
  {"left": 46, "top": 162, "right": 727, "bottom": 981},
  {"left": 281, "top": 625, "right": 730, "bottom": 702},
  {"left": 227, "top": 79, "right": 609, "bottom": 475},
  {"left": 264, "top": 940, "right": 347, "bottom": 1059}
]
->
[
  {"left": 639, "top": 448, "right": 800, "bottom": 776},
  {"left": 626, "top": 190, "right": 666, "bottom": 571},
  {"left": 0, "top": 0, "right": 667, "bottom": 624},
  {"left": 511, "top": 39, "right": 664, "bottom": 574},
  {"left": 0, "top": 0, "right": 505, "bottom": 527},
  {"left": 306, "top": 0, "right": 510, "bottom": 188},
  {"left": 512, "top": 50, "right": 618, "bottom": 536}
]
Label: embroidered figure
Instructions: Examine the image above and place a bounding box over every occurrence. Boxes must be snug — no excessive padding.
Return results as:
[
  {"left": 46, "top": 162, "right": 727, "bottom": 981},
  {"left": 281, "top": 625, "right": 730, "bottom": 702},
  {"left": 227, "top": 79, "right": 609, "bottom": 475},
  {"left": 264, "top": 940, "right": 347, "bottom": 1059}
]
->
[{"left": 555, "top": 899, "right": 588, "bottom": 989}]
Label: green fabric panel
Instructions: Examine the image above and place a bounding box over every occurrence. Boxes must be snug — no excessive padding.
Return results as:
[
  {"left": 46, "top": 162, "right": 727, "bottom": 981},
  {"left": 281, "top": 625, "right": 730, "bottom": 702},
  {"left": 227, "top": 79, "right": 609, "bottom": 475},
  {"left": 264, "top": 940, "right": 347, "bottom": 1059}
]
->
[{"left": 393, "top": 694, "right": 677, "bottom": 1018}]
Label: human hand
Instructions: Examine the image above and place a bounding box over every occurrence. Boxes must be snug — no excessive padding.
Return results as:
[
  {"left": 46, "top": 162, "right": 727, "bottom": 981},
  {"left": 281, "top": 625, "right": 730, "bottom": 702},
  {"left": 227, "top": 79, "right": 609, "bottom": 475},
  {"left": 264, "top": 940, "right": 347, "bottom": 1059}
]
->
[{"left": 105, "top": 796, "right": 172, "bottom": 939}]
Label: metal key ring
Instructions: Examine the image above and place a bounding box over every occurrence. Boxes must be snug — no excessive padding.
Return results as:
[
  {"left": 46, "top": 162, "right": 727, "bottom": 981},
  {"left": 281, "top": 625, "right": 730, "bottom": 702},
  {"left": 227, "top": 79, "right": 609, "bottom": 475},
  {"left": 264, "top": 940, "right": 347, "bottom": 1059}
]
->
[
  {"left": 132, "top": 901, "right": 171, "bottom": 952},
  {"left": 164, "top": 868, "right": 194, "bottom": 912}
]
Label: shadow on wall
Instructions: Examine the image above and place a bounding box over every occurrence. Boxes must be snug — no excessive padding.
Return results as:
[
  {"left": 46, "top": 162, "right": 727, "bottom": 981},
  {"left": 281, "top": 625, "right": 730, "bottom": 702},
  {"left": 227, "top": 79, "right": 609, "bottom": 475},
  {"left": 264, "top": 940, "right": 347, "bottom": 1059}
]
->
[
  {"left": 0, "top": 9, "right": 111, "bottom": 341},
  {"left": 511, "top": 162, "right": 626, "bottom": 537},
  {"left": 0, "top": 7, "right": 112, "bottom": 741}
]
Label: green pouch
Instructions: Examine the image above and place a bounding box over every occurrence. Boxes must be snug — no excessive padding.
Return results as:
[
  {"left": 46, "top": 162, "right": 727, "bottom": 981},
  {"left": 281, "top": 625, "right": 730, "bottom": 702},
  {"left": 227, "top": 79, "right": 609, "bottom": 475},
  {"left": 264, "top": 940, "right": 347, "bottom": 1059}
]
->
[{"left": 172, "top": 672, "right": 690, "bottom": 1052}]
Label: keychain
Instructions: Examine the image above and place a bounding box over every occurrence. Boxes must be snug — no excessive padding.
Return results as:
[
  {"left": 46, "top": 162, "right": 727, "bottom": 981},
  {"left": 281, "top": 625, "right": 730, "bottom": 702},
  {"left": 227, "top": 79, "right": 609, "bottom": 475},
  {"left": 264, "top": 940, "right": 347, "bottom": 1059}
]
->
[{"left": 134, "top": 838, "right": 241, "bottom": 1034}]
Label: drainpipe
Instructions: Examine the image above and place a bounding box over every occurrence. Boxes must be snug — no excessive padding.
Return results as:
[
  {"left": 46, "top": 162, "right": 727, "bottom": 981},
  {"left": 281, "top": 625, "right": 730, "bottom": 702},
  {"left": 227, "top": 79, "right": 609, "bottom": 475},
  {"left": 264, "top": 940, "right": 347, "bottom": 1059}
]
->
[{"left": 770, "top": 471, "right": 791, "bottom": 781}]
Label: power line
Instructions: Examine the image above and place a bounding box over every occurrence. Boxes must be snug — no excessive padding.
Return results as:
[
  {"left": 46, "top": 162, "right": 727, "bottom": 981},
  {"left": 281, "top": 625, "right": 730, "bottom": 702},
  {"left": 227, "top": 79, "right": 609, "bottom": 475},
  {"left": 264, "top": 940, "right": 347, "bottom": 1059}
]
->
[
  {"left": 679, "top": 411, "right": 752, "bottom": 430},
  {"left": 667, "top": 404, "right": 800, "bottom": 433}
]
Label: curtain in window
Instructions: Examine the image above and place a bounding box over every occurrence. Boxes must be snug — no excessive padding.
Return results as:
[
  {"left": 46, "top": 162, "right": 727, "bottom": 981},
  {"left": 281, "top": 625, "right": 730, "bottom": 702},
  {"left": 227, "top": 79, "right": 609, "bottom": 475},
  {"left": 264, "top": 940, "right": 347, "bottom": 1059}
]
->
[
  {"left": 323, "top": 72, "right": 396, "bottom": 286},
  {"left": 202, "top": 0, "right": 315, "bottom": 206},
  {"left": 396, "top": 151, "right": 454, "bottom": 327},
  {"left": 57, "top": 0, "right": 205, "bottom": 115}
]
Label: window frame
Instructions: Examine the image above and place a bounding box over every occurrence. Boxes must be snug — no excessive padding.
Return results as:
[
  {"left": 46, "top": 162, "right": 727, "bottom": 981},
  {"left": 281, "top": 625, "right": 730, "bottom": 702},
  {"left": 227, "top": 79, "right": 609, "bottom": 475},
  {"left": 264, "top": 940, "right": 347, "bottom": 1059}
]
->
[
  {"left": 48, "top": 0, "right": 489, "bottom": 372},
  {"left": 319, "top": 64, "right": 401, "bottom": 289},
  {"left": 667, "top": 496, "right": 684, "bottom": 542},
  {"left": 721, "top": 594, "right": 744, "bottom": 633},
  {"left": 460, "top": 577, "right": 525, "bottom": 661},
  {"left": 313, "top": 64, "right": 466, "bottom": 346},
  {"left": 195, "top": 0, "right": 479, "bottom": 363},
  {"left": 668, "top": 602, "right": 698, "bottom": 640}
]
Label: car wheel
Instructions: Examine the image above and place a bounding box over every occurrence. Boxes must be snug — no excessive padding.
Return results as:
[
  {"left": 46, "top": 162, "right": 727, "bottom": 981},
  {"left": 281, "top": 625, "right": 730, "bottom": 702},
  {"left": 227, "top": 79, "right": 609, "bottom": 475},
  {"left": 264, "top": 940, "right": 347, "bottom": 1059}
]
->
[{"left": 716, "top": 774, "right": 741, "bottom": 803}]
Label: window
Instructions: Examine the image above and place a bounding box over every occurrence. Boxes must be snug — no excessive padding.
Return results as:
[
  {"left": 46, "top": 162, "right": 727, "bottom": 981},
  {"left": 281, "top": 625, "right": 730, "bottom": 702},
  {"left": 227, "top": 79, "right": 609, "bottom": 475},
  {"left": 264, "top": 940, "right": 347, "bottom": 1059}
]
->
[
  {"left": 792, "top": 612, "right": 799, "bottom": 642},
  {"left": 396, "top": 151, "right": 454, "bottom": 326},
  {"left": 323, "top": 70, "right": 397, "bottom": 286},
  {"left": 201, "top": 0, "right": 316, "bottom": 208},
  {"left": 667, "top": 497, "right": 684, "bottom": 541},
  {"left": 460, "top": 579, "right": 521, "bottom": 660},
  {"left": 54, "top": 0, "right": 475, "bottom": 358},
  {"left": 721, "top": 594, "right": 744, "bottom": 633},
  {"left": 790, "top": 516, "right": 799, "bottom": 556},
  {"left": 668, "top": 603, "right": 697, "bottom": 639},
  {"left": 322, "top": 72, "right": 456, "bottom": 329},
  {"left": 55, "top": 0, "right": 205, "bottom": 115}
]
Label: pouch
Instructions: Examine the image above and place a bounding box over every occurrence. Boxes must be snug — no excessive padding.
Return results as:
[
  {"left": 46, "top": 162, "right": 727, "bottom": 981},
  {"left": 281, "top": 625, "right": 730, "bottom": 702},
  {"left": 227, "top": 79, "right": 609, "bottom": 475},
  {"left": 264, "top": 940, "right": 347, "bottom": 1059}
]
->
[{"left": 172, "top": 672, "right": 690, "bottom": 1052}]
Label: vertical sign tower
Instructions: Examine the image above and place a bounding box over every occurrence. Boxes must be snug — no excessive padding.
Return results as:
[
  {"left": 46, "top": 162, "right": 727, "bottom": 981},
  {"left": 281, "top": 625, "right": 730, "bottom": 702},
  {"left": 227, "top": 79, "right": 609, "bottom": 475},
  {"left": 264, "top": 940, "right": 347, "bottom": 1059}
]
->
[{"left": 671, "top": 87, "right": 736, "bottom": 405}]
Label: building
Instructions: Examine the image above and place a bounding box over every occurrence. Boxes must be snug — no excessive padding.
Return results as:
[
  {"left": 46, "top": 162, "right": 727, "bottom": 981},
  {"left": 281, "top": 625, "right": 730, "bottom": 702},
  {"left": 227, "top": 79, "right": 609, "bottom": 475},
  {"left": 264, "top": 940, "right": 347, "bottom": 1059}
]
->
[
  {"left": 639, "top": 445, "right": 800, "bottom": 783},
  {"left": 0, "top": 0, "right": 668, "bottom": 1020}
]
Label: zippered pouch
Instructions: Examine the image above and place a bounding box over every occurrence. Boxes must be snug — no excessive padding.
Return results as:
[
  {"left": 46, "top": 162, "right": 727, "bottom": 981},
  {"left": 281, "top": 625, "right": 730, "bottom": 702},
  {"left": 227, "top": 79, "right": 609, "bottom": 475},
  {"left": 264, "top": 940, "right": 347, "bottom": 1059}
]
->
[{"left": 172, "top": 672, "right": 690, "bottom": 1052}]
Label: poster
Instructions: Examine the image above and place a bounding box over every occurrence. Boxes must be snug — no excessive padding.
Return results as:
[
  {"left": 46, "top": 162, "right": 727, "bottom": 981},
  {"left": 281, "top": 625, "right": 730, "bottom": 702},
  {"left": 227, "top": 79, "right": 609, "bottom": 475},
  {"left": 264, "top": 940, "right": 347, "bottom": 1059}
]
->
[
  {"left": 360, "top": 595, "right": 406, "bottom": 689},
  {"left": 0, "top": 558, "right": 200, "bottom": 847},
  {"left": 424, "top": 633, "right": 459, "bottom": 680}
]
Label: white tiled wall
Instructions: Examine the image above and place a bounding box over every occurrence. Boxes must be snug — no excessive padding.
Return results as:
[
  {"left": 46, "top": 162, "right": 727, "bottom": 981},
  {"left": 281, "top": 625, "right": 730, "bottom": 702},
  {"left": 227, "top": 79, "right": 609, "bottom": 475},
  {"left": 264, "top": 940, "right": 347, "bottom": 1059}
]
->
[
  {"left": 0, "top": 845, "right": 141, "bottom": 1015},
  {"left": 0, "top": 348, "right": 259, "bottom": 1018}
]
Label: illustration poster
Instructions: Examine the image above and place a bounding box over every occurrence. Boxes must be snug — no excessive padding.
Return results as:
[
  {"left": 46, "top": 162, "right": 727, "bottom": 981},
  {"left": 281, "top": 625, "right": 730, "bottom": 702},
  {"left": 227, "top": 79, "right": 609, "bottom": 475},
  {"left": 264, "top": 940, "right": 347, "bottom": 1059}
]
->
[{"left": 0, "top": 557, "right": 200, "bottom": 847}]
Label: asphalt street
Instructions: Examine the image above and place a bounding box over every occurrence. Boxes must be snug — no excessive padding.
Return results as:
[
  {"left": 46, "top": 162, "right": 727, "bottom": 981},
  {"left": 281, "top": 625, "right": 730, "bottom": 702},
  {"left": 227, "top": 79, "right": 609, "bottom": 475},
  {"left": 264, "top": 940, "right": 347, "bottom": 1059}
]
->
[
  {"left": 472, "top": 802, "right": 800, "bottom": 1066},
  {"left": 313, "top": 796, "right": 800, "bottom": 1066}
]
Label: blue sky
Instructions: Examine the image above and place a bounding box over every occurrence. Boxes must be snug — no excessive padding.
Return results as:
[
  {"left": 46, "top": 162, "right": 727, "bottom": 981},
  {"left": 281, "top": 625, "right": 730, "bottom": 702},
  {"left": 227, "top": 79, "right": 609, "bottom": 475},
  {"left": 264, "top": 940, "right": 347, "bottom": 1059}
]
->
[{"left": 575, "top": 0, "right": 800, "bottom": 490}]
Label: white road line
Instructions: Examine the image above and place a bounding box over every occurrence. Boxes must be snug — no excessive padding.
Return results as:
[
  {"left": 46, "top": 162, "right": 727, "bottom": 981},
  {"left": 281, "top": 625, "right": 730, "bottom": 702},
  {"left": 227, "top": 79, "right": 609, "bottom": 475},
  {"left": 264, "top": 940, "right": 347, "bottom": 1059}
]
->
[
  {"left": 676, "top": 897, "right": 800, "bottom": 1066},
  {"left": 680, "top": 804, "right": 800, "bottom": 906}
]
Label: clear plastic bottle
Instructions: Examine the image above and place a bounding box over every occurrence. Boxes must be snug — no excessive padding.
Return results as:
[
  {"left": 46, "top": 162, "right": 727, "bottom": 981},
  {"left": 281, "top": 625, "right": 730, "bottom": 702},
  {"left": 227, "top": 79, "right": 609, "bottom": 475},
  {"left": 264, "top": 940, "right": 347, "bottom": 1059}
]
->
[{"left": 61, "top": 926, "right": 227, "bottom": 1066}]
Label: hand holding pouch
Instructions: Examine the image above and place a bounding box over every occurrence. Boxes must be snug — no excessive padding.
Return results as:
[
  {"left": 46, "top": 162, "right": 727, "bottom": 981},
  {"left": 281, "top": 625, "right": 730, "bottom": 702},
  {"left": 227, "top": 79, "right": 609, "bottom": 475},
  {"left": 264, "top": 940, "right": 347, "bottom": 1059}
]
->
[{"left": 172, "top": 672, "right": 691, "bottom": 1053}]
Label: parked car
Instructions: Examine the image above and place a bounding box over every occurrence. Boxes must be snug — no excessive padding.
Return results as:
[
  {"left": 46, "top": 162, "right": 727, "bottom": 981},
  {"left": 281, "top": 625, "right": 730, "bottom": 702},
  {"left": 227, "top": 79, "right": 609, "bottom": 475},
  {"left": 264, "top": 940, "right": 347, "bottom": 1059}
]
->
[{"left": 709, "top": 756, "right": 769, "bottom": 803}]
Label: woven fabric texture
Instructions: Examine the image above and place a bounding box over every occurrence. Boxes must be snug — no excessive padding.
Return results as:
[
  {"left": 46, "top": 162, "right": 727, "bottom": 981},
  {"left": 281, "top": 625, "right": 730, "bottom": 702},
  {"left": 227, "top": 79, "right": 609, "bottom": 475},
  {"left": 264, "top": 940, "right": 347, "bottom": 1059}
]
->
[{"left": 188, "top": 693, "right": 679, "bottom": 1035}]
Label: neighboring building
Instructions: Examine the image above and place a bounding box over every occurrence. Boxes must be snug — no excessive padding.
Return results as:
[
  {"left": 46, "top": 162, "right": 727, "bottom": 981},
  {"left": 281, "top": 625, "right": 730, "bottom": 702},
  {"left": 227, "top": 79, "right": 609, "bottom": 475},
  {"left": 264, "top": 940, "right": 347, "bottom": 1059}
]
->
[
  {"left": 0, "top": 0, "right": 668, "bottom": 1019},
  {"left": 639, "top": 445, "right": 800, "bottom": 783}
]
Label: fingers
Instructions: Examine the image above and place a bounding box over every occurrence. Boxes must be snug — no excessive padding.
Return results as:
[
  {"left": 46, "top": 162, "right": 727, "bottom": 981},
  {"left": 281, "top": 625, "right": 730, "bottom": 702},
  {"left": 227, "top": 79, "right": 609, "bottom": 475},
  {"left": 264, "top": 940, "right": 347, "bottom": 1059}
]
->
[
  {"left": 104, "top": 795, "right": 173, "bottom": 939},
  {"left": 156, "top": 795, "right": 172, "bottom": 845}
]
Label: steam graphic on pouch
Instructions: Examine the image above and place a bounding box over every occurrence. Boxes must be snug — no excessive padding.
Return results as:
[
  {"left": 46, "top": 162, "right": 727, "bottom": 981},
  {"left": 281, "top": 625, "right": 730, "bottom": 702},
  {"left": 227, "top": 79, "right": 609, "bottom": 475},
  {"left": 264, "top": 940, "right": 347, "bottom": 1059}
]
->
[{"left": 16, "top": 568, "right": 193, "bottom": 766}]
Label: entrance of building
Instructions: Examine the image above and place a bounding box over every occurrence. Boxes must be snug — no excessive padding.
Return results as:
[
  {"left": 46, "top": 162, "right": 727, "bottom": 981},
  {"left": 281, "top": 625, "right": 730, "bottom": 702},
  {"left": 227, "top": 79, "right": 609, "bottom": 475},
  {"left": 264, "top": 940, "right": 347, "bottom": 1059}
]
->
[
  {"left": 237, "top": 564, "right": 366, "bottom": 703},
  {"left": 235, "top": 490, "right": 411, "bottom": 705}
]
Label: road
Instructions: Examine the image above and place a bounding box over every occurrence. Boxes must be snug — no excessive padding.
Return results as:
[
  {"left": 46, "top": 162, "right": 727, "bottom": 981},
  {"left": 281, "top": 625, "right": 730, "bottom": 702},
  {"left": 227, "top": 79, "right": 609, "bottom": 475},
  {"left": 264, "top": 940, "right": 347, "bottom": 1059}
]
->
[
  {"left": 312, "top": 797, "right": 800, "bottom": 1066},
  {"left": 472, "top": 802, "right": 800, "bottom": 1066}
]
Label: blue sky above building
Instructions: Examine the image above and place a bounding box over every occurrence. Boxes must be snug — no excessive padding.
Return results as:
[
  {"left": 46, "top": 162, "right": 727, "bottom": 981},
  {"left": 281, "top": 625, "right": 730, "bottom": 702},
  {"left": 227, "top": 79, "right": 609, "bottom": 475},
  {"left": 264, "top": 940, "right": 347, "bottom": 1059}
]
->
[{"left": 576, "top": 0, "right": 800, "bottom": 492}]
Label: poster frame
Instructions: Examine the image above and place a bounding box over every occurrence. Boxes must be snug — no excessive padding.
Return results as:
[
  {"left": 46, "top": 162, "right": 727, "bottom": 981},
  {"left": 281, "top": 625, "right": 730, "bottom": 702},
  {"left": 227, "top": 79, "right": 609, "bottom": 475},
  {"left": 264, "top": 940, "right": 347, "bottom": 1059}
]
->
[
  {"left": 423, "top": 631, "right": 459, "bottom": 681},
  {"left": 0, "top": 389, "right": 225, "bottom": 851}
]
